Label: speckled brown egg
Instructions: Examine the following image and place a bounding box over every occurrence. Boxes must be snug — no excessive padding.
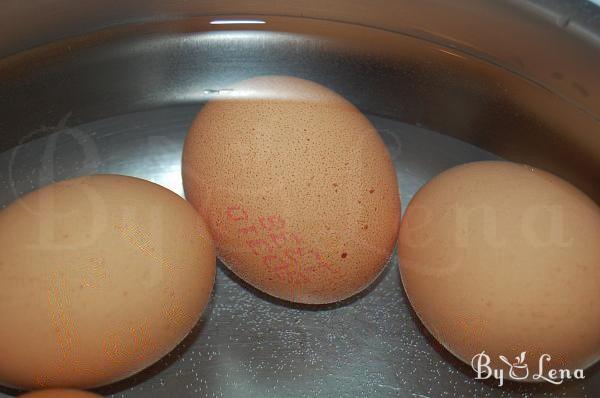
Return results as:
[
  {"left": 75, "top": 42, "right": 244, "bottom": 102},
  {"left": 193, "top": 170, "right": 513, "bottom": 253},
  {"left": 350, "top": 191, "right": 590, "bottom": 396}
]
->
[
  {"left": 19, "top": 389, "right": 102, "bottom": 398},
  {"left": 0, "top": 175, "right": 215, "bottom": 389},
  {"left": 183, "top": 75, "right": 400, "bottom": 304},
  {"left": 398, "top": 161, "right": 599, "bottom": 381}
]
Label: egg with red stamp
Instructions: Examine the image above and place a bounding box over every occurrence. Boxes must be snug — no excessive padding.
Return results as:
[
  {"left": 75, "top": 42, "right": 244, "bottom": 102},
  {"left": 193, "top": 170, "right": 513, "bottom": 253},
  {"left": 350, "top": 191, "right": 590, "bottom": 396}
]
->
[
  {"left": 0, "top": 175, "right": 216, "bottom": 389},
  {"left": 183, "top": 75, "right": 401, "bottom": 304}
]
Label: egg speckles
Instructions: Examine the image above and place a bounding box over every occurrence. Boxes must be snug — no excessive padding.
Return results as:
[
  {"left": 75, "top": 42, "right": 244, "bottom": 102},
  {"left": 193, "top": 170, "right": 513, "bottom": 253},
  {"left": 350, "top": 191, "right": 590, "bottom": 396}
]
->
[
  {"left": 398, "top": 161, "right": 600, "bottom": 380},
  {"left": 183, "top": 76, "right": 401, "bottom": 304}
]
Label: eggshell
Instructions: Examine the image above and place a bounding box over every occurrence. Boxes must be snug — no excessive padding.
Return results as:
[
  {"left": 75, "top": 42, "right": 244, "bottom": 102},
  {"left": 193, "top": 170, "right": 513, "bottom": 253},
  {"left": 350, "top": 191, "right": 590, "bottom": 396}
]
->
[
  {"left": 398, "top": 161, "right": 600, "bottom": 380},
  {"left": 0, "top": 175, "right": 215, "bottom": 389},
  {"left": 182, "top": 75, "right": 400, "bottom": 304},
  {"left": 19, "top": 389, "right": 102, "bottom": 398}
]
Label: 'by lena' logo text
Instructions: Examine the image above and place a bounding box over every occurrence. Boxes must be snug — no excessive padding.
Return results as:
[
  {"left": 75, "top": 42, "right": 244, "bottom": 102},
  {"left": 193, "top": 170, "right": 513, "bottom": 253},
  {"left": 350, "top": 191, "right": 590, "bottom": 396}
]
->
[{"left": 471, "top": 351, "right": 585, "bottom": 386}]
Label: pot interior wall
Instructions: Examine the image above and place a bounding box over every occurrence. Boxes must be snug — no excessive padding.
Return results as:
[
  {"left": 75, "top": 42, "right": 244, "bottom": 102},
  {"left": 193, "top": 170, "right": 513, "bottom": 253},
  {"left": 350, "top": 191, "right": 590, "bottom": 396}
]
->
[{"left": 0, "top": 16, "right": 598, "bottom": 199}]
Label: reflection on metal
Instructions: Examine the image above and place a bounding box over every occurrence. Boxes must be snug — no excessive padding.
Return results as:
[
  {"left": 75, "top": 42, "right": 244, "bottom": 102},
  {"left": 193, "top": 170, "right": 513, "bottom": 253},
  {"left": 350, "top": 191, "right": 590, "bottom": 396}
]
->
[
  {"left": 438, "top": 48, "right": 466, "bottom": 60},
  {"left": 210, "top": 19, "right": 266, "bottom": 25}
]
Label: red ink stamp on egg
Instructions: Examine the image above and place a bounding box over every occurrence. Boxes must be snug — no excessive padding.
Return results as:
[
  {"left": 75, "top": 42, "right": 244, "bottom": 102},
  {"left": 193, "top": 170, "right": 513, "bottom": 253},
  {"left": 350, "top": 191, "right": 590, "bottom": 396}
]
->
[
  {"left": 224, "top": 204, "right": 341, "bottom": 300},
  {"left": 227, "top": 206, "right": 249, "bottom": 222}
]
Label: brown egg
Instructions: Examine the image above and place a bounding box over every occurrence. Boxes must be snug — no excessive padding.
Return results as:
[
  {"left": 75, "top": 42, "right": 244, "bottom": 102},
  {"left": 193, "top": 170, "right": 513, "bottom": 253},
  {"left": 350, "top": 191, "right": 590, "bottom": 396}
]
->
[
  {"left": 398, "top": 161, "right": 600, "bottom": 381},
  {"left": 183, "top": 75, "right": 400, "bottom": 304},
  {"left": 0, "top": 175, "right": 215, "bottom": 389},
  {"left": 19, "top": 389, "right": 102, "bottom": 398}
]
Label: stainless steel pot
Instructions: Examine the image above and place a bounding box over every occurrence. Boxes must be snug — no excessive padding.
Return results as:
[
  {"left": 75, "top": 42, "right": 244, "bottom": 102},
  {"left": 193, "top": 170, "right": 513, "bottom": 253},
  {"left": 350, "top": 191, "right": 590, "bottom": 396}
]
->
[{"left": 0, "top": 1, "right": 598, "bottom": 397}]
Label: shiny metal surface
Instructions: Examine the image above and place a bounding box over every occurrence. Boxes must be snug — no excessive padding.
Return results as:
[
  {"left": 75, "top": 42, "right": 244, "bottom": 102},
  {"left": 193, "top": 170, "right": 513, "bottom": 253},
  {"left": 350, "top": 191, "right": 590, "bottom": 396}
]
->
[
  {"left": 1, "top": 0, "right": 599, "bottom": 113},
  {"left": 0, "top": 106, "right": 597, "bottom": 398},
  {"left": 1, "top": 17, "right": 598, "bottom": 201},
  {"left": 0, "top": 8, "right": 599, "bottom": 398}
]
